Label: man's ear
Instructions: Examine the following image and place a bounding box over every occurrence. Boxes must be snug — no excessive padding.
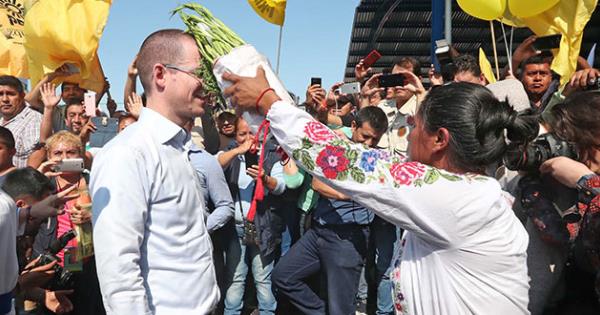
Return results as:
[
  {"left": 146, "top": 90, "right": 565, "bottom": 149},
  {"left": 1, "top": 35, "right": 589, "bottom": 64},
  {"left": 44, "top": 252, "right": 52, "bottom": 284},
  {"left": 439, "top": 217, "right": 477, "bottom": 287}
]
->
[
  {"left": 350, "top": 120, "right": 357, "bottom": 131},
  {"left": 153, "top": 64, "right": 168, "bottom": 91},
  {"left": 15, "top": 198, "right": 29, "bottom": 209},
  {"left": 432, "top": 127, "right": 450, "bottom": 153}
]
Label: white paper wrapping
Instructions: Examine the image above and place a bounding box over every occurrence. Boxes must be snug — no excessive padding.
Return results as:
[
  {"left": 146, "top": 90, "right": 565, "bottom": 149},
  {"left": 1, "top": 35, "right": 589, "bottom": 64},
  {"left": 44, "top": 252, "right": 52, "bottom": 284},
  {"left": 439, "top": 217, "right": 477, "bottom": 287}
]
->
[{"left": 213, "top": 44, "right": 293, "bottom": 132}]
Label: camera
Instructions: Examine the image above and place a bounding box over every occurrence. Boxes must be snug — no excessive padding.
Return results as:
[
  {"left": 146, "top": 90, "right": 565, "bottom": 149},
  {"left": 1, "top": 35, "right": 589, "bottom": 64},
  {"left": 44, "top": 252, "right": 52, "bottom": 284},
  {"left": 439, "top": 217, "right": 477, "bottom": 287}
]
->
[
  {"left": 503, "top": 133, "right": 578, "bottom": 172},
  {"left": 584, "top": 78, "right": 600, "bottom": 91},
  {"left": 36, "top": 230, "right": 77, "bottom": 290}
]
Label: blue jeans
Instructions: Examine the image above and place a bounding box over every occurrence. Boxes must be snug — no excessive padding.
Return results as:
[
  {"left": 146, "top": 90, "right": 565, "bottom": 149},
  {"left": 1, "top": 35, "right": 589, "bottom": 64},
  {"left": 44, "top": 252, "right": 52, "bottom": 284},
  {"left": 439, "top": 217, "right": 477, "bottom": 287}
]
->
[
  {"left": 369, "top": 217, "right": 400, "bottom": 315},
  {"left": 224, "top": 225, "right": 276, "bottom": 315},
  {"left": 272, "top": 224, "right": 369, "bottom": 315}
]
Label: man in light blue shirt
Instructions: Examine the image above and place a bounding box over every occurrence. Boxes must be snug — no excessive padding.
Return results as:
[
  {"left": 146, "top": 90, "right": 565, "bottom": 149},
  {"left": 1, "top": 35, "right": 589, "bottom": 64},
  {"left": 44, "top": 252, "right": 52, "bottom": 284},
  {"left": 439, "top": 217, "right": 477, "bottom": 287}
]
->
[{"left": 91, "top": 29, "right": 219, "bottom": 315}]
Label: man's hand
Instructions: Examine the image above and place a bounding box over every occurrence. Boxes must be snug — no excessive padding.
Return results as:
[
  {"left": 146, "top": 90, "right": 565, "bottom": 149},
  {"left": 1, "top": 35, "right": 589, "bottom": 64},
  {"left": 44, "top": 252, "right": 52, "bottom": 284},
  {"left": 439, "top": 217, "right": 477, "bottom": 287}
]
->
[
  {"left": 44, "top": 290, "right": 74, "bottom": 314},
  {"left": 66, "top": 204, "right": 92, "bottom": 225},
  {"left": 106, "top": 98, "right": 117, "bottom": 117},
  {"left": 360, "top": 73, "right": 384, "bottom": 99},
  {"left": 512, "top": 36, "right": 540, "bottom": 68},
  {"left": 393, "top": 70, "right": 425, "bottom": 96},
  {"left": 354, "top": 59, "right": 371, "bottom": 83},
  {"left": 126, "top": 93, "right": 143, "bottom": 119},
  {"left": 29, "top": 184, "right": 79, "bottom": 219},
  {"left": 19, "top": 257, "right": 56, "bottom": 289},
  {"left": 47, "top": 64, "right": 72, "bottom": 82},
  {"left": 539, "top": 157, "right": 595, "bottom": 188},
  {"left": 128, "top": 55, "right": 138, "bottom": 78},
  {"left": 40, "top": 83, "right": 60, "bottom": 110},
  {"left": 246, "top": 164, "right": 265, "bottom": 181},
  {"left": 79, "top": 120, "right": 97, "bottom": 144},
  {"left": 569, "top": 68, "right": 600, "bottom": 89},
  {"left": 305, "top": 84, "right": 326, "bottom": 107},
  {"left": 222, "top": 66, "right": 280, "bottom": 114},
  {"left": 325, "top": 82, "right": 345, "bottom": 107},
  {"left": 428, "top": 64, "right": 443, "bottom": 86}
]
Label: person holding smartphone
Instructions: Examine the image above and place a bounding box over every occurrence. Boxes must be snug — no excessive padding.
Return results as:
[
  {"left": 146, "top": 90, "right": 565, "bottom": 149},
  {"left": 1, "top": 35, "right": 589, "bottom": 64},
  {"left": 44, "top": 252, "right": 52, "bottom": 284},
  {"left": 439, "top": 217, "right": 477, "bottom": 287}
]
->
[
  {"left": 31, "top": 131, "right": 104, "bottom": 314},
  {"left": 216, "top": 117, "right": 286, "bottom": 315}
]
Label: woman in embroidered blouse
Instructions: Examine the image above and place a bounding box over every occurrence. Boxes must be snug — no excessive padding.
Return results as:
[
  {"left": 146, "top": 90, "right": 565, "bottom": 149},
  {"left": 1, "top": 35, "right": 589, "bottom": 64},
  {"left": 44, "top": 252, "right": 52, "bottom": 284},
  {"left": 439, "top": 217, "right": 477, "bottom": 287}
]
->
[{"left": 223, "top": 68, "right": 540, "bottom": 315}]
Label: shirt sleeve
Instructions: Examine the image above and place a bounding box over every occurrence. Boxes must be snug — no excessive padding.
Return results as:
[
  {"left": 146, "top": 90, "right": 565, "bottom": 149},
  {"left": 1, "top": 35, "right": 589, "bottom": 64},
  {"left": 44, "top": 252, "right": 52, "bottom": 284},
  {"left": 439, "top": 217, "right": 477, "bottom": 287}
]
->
[
  {"left": 267, "top": 101, "right": 501, "bottom": 247},
  {"left": 269, "top": 161, "right": 286, "bottom": 196},
  {"left": 284, "top": 170, "right": 305, "bottom": 189},
  {"left": 204, "top": 154, "right": 235, "bottom": 233},
  {"left": 90, "top": 146, "right": 152, "bottom": 315}
]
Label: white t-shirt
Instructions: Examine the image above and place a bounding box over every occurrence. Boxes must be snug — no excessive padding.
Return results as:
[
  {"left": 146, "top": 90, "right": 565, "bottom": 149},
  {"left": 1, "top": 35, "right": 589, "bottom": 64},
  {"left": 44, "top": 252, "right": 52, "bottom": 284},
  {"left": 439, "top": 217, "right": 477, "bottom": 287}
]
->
[
  {"left": 267, "top": 101, "right": 530, "bottom": 315},
  {"left": 0, "top": 191, "right": 17, "bottom": 315}
]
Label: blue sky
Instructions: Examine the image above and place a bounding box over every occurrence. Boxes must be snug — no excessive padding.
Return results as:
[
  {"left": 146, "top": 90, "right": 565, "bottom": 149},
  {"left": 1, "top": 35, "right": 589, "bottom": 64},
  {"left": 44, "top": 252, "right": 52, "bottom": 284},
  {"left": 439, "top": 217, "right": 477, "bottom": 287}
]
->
[{"left": 98, "top": 0, "right": 359, "bottom": 109}]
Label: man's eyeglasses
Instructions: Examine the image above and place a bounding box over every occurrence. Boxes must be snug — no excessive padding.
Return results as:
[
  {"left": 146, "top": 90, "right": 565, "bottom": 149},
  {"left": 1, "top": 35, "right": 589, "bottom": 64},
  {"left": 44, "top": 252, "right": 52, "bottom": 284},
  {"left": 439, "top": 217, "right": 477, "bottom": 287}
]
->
[{"left": 162, "top": 64, "right": 203, "bottom": 81}]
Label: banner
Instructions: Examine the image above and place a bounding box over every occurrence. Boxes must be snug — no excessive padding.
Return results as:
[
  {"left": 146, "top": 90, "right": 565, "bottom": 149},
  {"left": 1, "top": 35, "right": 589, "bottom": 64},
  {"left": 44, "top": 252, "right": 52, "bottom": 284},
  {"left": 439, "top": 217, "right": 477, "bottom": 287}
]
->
[
  {"left": 0, "top": 0, "right": 27, "bottom": 77},
  {"left": 248, "top": 0, "right": 286, "bottom": 26},
  {"left": 24, "top": 0, "right": 111, "bottom": 92}
]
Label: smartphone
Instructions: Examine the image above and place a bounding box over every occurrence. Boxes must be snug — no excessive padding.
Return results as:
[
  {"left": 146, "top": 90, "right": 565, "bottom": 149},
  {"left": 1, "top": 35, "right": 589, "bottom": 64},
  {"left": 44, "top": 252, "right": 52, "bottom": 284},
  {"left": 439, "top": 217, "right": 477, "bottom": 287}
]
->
[
  {"left": 244, "top": 151, "right": 258, "bottom": 170},
  {"left": 54, "top": 158, "right": 85, "bottom": 173},
  {"left": 339, "top": 82, "right": 361, "bottom": 94},
  {"left": 310, "top": 77, "right": 322, "bottom": 86},
  {"left": 84, "top": 91, "right": 96, "bottom": 117},
  {"left": 362, "top": 49, "right": 381, "bottom": 69},
  {"left": 532, "top": 34, "right": 562, "bottom": 51},
  {"left": 89, "top": 116, "right": 118, "bottom": 148},
  {"left": 378, "top": 74, "right": 405, "bottom": 88}
]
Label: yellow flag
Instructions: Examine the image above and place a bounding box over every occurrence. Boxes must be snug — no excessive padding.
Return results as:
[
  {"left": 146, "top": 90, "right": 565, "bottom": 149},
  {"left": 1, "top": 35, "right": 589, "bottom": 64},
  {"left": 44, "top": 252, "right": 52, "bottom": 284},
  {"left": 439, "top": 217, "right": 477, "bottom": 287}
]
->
[
  {"left": 24, "top": 0, "right": 111, "bottom": 93},
  {"left": 0, "top": 0, "right": 28, "bottom": 77},
  {"left": 248, "top": 0, "right": 286, "bottom": 26},
  {"left": 479, "top": 48, "right": 497, "bottom": 84},
  {"left": 500, "top": 0, "right": 598, "bottom": 86}
]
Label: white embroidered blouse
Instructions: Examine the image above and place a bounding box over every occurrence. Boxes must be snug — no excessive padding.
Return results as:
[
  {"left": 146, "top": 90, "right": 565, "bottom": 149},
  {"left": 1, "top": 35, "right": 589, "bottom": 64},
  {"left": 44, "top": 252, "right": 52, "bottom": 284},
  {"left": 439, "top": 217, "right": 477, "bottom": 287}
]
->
[{"left": 266, "top": 101, "right": 530, "bottom": 315}]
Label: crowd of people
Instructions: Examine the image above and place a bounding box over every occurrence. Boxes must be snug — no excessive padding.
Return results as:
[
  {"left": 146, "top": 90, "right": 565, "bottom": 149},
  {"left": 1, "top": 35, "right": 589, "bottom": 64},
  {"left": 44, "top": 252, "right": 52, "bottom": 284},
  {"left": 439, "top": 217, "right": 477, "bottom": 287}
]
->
[{"left": 2, "top": 26, "right": 600, "bottom": 315}]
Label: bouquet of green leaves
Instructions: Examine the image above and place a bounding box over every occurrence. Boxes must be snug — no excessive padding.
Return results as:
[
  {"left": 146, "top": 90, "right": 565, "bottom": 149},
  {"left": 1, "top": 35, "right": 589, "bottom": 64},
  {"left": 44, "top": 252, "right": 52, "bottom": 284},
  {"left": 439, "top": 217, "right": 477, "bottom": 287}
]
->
[{"left": 172, "top": 3, "right": 246, "bottom": 107}]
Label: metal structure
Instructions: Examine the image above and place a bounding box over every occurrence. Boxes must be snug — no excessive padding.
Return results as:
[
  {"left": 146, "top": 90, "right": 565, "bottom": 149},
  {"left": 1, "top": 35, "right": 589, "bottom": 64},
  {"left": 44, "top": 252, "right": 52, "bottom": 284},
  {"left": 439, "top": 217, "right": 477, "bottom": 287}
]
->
[{"left": 344, "top": 0, "right": 600, "bottom": 81}]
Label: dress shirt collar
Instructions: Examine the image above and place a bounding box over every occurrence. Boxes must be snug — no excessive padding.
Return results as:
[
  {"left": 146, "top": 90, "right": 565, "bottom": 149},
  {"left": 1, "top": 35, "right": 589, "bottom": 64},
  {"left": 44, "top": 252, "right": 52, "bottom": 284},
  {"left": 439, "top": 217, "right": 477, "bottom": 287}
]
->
[{"left": 138, "top": 107, "right": 191, "bottom": 147}]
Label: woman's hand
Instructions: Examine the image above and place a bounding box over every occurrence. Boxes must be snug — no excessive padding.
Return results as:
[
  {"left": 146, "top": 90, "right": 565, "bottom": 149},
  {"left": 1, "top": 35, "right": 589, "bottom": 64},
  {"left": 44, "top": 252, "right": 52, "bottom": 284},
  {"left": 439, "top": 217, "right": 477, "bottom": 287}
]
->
[
  {"left": 539, "top": 156, "right": 595, "bottom": 188},
  {"left": 66, "top": 204, "right": 92, "bottom": 225},
  {"left": 19, "top": 257, "right": 56, "bottom": 289},
  {"left": 37, "top": 160, "right": 64, "bottom": 178}
]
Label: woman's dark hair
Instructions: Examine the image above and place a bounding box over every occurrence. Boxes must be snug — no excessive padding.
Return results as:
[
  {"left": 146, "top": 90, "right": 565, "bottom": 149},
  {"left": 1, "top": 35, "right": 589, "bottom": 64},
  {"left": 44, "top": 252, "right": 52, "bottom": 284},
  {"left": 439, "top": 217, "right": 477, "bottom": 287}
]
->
[
  {"left": 418, "top": 82, "right": 538, "bottom": 173},
  {"left": 550, "top": 91, "right": 600, "bottom": 163}
]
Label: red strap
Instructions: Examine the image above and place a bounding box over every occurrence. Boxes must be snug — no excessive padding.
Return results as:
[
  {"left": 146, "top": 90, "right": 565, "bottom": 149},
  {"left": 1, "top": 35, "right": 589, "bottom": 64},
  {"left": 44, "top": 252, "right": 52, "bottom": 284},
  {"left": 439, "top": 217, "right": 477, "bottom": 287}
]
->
[{"left": 247, "top": 119, "right": 270, "bottom": 222}]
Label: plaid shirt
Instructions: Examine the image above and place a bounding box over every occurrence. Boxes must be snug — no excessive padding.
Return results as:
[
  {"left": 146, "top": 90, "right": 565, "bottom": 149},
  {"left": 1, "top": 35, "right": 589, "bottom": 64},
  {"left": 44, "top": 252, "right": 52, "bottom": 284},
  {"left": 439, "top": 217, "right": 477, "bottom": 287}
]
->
[{"left": 0, "top": 106, "right": 42, "bottom": 168}]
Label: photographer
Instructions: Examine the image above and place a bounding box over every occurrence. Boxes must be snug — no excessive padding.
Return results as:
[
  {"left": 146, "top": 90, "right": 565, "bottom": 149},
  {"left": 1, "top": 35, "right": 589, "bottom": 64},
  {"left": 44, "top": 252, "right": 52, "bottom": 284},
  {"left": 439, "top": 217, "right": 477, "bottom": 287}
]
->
[{"left": 534, "top": 91, "right": 600, "bottom": 313}]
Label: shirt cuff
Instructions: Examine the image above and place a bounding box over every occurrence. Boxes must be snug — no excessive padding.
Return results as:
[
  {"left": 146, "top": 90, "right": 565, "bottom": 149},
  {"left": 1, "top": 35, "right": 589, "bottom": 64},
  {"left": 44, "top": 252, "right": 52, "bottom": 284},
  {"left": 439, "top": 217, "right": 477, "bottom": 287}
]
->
[{"left": 576, "top": 173, "right": 600, "bottom": 204}]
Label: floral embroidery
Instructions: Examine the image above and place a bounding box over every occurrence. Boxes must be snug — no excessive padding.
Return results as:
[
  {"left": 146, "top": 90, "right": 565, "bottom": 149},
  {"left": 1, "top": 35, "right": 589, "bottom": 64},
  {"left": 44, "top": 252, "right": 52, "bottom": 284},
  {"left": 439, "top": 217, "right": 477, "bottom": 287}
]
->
[
  {"left": 304, "top": 121, "right": 335, "bottom": 144},
  {"left": 292, "top": 120, "right": 487, "bottom": 188},
  {"left": 360, "top": 150, "right": 381, "bottom": 172},
  {"left": 390, "top": 162, "right": 426, "bottom": 186},
  {"left": 316, "top": 145, "right": 350, "bottom": 179}
]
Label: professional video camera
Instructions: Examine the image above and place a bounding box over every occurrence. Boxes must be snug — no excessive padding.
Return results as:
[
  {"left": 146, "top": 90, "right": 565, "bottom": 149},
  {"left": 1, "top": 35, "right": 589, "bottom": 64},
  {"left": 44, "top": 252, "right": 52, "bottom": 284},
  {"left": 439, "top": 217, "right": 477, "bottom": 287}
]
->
[{"left": 36, "top": 229, "right": 77, "bottom": 290}]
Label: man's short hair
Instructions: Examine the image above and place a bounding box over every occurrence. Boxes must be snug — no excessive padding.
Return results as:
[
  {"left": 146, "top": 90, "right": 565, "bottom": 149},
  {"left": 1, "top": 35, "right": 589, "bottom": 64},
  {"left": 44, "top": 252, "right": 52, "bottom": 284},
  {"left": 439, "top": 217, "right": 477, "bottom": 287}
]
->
[
  {"left": 60, "top": 82, "right": 85, "bottom": 94},
  {"left": 0, "top": 126, "right": 15, "bottom": 149},
  {"left": 2, "top": 167, "right": 53, "bottom": 200},
  {"left": 64, "top": 97, "right": 84, "bottom": 114},
  {"left": 0, "top": 75, "right": 24, "bottom": 93},
  {"left": 392, "top": 57, "right": 421, "bottom": 77},
  {"left": 137, "top": 29, "right": 194, "bottom": 94},
  {"left": 354, "top": 106, "right": 388, "bottom": 134},
  {"left": 453, "top": 54, "right": 481, "bottom": 77},
  {"left": 519, "top": 55, "right": 552, "bottom": 77}
]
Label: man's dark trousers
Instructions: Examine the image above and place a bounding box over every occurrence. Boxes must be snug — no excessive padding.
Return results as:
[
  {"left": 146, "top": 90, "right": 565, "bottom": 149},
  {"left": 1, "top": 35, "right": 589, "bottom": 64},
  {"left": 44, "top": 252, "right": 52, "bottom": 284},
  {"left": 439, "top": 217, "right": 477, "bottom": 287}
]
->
[{"left": 272, "top": 224, "right": 369, "bottom": 315}]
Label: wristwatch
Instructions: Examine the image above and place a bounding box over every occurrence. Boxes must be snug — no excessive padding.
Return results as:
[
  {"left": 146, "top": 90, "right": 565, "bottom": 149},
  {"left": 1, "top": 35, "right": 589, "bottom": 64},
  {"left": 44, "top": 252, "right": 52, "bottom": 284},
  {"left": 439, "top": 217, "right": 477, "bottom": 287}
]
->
[{"left": 576, "top": 173, "right": 599, "bottom": 204}]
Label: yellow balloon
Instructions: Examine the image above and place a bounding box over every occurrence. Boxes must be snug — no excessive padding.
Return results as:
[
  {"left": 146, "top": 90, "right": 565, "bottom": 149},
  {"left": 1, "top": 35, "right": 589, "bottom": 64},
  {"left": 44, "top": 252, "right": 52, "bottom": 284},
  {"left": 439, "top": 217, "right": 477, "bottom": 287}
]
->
[
  {"left": 508, "top": 0, "right": 560, "bottom": 18},
  {"left": 457, "top": 0, "right": 506, "bottom": 21}
]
